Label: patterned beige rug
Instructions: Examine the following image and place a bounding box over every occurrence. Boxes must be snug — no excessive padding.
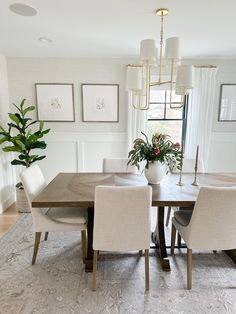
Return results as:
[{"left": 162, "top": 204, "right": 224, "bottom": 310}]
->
[{"left": 0, "top": 214, "right": 236, "bottom": 314}]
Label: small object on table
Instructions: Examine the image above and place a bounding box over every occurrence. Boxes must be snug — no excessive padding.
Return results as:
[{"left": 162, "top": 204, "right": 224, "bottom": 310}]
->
[
  {"left": 177, "top": 151, "right": 184, "bottom": 186},
  {"left": 192, "top": 145, "right": 199, "bottom": 186}
]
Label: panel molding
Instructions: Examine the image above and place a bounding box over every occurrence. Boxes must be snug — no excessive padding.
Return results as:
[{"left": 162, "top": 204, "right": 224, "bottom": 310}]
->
[{"left": 43, "top": 132, "right": 127, "bottom": 173}]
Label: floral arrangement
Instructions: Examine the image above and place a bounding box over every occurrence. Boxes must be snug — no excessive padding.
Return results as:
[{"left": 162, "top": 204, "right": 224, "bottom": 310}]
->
[{"left": 128, "top": 132, "right": 182, "bottom": 172}]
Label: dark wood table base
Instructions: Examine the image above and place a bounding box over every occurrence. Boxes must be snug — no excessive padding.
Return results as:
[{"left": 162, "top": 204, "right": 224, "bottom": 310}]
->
[
  {"left": 85, "top": 207, "right": 94, "bottom": 272},
  {"left": 151, "top": 206, "right": 170, "bottom": 272}
]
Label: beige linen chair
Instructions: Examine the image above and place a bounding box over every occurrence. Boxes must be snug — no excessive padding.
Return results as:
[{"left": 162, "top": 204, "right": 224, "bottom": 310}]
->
[
  {"left": 92, "top": 185, "right": 152, "bottom": 291},
  {"left": 165, "top": 158, "right": 205, "bottom": 227},
  {"left": 171, "top": 186, "right": 236, "bottom": 289},
  {"left": 103, "top": 158, "right": 136, "bottom": 173},
  {"left": 20, "top": 165, "right": 87, "bottom": 265}
]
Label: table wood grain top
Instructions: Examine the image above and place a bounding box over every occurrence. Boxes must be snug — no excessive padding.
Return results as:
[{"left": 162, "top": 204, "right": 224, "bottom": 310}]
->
[{"left": 32, "top": 172, "right": 236, "bottom": 208}]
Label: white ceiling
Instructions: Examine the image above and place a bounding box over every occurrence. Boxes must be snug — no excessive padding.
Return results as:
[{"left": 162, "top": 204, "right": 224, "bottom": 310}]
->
[{"left": 1, "top": 0, "right": 236, "bottom": 59}]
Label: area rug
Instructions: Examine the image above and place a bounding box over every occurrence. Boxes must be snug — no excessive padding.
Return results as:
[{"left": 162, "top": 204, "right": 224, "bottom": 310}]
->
[{"left": 0, "top": 214, "right": 236, "bottom": 314}]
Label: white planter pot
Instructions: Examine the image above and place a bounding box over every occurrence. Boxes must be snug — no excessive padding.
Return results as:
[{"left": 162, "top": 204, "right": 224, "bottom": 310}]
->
[
  {"left": 16, "top": 188, "right": 31, "bottom": 213},
  {"left": 144, "top": 161, "right": 166, "bottom": 185}
]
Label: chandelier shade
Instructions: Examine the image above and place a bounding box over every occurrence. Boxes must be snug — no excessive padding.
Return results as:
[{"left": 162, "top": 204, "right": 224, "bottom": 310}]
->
[
  {"left": 165, "top": 37, "right": 181, "bottom": 62},
  {"left": 140, "top": 39, "right": 156, "bottom": 63},
  {"left": 126, "top": 67, "right": 143, "bottom": 91},
  {"left": 176, "top": 65, "right": 194, "bottom": 91}
]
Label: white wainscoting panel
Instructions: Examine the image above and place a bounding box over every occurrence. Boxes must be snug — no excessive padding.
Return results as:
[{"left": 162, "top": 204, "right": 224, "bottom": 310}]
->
[
  {"left": 208, "top": 132, "right": 236, "bottom": 172},
  {"left": 38, "top": 132, "right": 127, "bottom": 182}
]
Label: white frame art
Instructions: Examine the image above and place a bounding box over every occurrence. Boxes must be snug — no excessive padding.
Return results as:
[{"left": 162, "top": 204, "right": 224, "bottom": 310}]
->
[
  {"left": 35, "top": 83, "right": 75, "bottom": 122},
  {"left": 218, "top": 84, "right": 236, "bottom": 122},
  {"left": 81, "top": 84, "right": 119, "bottom": 122}
]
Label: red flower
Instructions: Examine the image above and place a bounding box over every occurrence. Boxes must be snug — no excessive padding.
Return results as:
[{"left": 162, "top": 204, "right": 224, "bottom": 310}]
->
[
  {"left": 154, "top": 147, "right": 160, "bottom": 155},
  {"left": 175, "top": 142, "right": 181, "bottom": 149}
]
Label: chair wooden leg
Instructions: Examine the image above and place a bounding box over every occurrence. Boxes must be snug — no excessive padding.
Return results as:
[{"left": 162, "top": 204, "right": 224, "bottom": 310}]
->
[
  {"left": 165, "top": 206, "right": 171, "bottom": 227},
  {"left": 44, "top": 232, "right": 49, "bottom": 241},
  {"left": 81, "top": 230, "right": 87, "bottom": 263},
  {"left": 145, "top": 249, "right": 149, "bottom": 291},
  {"left": 187, "top": 248, "right": 192, "bottom": 290},
  {"left": 32, "top": 232, "right": 41, "bottom": 265},
  {"left": 178, "top": 233, "right": 182, "bottom": 246},
  {"left": 171, "top": 224, "right": 176, "bottom": 255},
  {"left": 92, "top": 250, "right": 98, "bottom": 291}
]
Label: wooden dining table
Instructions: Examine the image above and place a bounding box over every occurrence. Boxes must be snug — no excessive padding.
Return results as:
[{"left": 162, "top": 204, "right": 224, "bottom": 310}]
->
[{"left": 32, "top": 172, "right": 236, "bottom": 272}]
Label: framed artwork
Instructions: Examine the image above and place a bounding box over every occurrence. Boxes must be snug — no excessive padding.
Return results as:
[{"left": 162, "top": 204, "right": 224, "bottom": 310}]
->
[
  {"left": 218, "top": 84, "right": 236, "bottom": 121},
  {"left": 81, "top": 84, "right": 119, "bottom": 122},
  {"left": 35, "top": 83, "right": 75, "bottom": 122}
]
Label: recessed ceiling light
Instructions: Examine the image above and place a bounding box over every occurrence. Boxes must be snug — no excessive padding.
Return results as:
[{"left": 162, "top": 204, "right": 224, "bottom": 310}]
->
[
  {"left": 38, "top": 37, "right": 53, "bottom": 43},
  {"left": 9, "top": 3, "right": 37, "bottom": 16}
]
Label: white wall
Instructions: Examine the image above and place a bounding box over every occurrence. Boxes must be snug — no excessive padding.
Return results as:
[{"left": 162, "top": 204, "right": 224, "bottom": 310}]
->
[
  {"left": 7, "top": 57, "right": 129, "bottom": 182},
  {"left": 0, "top": 54, "right": 15, "bottom": 213},
  {"left": 6, "top": 57, "right": 236, "bottom": 184}
]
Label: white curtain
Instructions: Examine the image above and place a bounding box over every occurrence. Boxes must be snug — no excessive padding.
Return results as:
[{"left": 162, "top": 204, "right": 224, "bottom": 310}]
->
[
  {"left": 185, "top": 67, "right": 218, "bottom": 170},
  {"left": 127, "top": 93, "right": 147, "bottom": 154}
]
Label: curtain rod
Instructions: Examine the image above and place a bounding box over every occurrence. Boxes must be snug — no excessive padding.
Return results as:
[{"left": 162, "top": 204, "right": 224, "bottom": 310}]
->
[
  {"left": 126, "top": 64, "right": 217, "bottom": 68},
  {"left": 194, "top": 65, "right": 217, "bottom": 68}
]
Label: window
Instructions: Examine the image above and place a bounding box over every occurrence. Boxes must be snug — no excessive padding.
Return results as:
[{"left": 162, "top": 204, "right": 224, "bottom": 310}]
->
[{"left": 147, "top": 90, "right": 188, "bottom": 148}]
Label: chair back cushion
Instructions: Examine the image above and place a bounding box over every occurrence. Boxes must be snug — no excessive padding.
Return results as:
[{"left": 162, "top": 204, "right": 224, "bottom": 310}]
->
[
  {"left": 20, "top": 164, "right": 47, "bottom": 207},
  {"left": 103, "top": 158, "right": 136, "bottom": 173},
  {"left": 93, "top": 186, "right": 152, "bottom": 251},
  {"left": 188, "top": 186, "right": 236, "bottom": 250}
]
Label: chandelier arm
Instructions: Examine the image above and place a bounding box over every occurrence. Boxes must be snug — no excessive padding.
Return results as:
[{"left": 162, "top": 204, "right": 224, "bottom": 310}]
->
[
  {"left": 150, "top": 80, "right": 172, "bottom": 87},
  {"left": 158, "top": 12, "right": 164, "bottom": 84},
  {"left": 145, "top": 63, "right": 151, "bottom": 110},
  {"left": 169, "top": 59, "right": 175, "bottom": 104},
  {"left": 132, "top": 92, "right": 149, "bottom": 110}
]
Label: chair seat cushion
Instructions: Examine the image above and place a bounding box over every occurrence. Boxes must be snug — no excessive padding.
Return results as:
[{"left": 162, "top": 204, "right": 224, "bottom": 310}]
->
[
  {"left": 47, "top": 207, "right": 87, "bottom": 224},
  {"left": 174, "top": 210, "right": 192, "bottom": 226}
]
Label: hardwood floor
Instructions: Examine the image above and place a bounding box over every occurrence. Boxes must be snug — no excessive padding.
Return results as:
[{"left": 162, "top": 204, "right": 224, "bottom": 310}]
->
[{"left": 0, "top": 203, "right": 21, "bottom": 238}]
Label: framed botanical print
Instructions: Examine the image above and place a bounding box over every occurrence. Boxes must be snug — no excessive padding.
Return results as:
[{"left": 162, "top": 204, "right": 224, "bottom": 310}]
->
[
  {"left": 218, "top": 84, "right": 236, "bottom": 121},
  {"left": 35, "top": 83, "right": 75, "bottom": 122},
  {"left": 81, "top": 84, "right": 119, "bottom": 122}
]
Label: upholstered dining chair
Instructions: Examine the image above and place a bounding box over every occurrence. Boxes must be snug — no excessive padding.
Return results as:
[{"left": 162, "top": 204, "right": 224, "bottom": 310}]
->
[
  {"left": 92, "top": 185, "right": 152, "bottom": 291},
  {"left": 20, "top": 165, "right": 87, "bottom": 265},
  {"left": 165, "top": 158, "right": 205, "bottom": 227},
  {"left": 171, "top": 186, "right": 236, "bottom": 289},
  {"left": 103, "top": 158, "right": 136, "bottom": 173}
]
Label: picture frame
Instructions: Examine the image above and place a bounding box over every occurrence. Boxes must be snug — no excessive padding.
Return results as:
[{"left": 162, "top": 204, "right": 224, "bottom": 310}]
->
[
  {"left": 35, "top": 83, "right": 75, "bottom": 122},
  {"left": 81, "top": 84, "right": 119, "bottom": 122},
  {"left": 218, "top": 84, "right": 236, "bottom": 122}
]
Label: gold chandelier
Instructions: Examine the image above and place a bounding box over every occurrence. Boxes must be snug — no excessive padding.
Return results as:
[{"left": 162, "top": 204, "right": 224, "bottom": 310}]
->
[{"left": 126, "top": 8, "right": 194, "bottom": 110}]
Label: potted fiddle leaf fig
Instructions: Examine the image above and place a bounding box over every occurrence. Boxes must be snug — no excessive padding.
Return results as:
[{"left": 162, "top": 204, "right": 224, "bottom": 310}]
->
[{"left": 0, "top": 99, "right": 50, "bottom": 212}]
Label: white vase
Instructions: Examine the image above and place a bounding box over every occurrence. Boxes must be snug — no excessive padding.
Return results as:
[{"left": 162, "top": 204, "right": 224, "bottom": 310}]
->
[{"left": 144, "top": 161, "right": 166, "bottom": 184}]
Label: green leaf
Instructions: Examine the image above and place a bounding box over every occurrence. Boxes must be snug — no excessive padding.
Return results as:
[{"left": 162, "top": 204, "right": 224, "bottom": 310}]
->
[
  {"left": 13, "top": 103, "right": 21, "bottom": 113},
  {"left": 11, "top": 159, "right": 27, "bottom": 166},
  {"left": 2, "top": 146, "right": 21, "bottom": 152},
  {"left": 34, "top": 155, "right": 46, "bottom": 161},
  {"left": 18, "top": 154, "right": 26, "bottom": 160},
  {"left": 19, "top": 99, "right": 26, "bottom": 108},
  {"left": 15, "top": 140, "right": 25, "bottom": 150},
  {"left": 23, "top": 106, "right": 35, "bottom": 116},
  {"left": 39, "top": 121, "right": 44, "bottom": 131},
  {"left": 0, "top": 136, "right": 8, "bottom": 144},
  {"left": 42, "top": 128, "right": 50, "bottom": 135},
  {"left": 31, "top": 141, "right": 47, "bottom": 149},
  {"left": 8, "top": 113, "right": 20, "bottom": 125}
]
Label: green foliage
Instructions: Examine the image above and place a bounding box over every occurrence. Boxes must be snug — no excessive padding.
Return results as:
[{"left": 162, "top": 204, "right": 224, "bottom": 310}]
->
[
  {"left": 0, "top": 99, "right": 50, "bottom": 168},
  {"left": 128, "top": 131, "right": 182, "bottom": 172}
]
